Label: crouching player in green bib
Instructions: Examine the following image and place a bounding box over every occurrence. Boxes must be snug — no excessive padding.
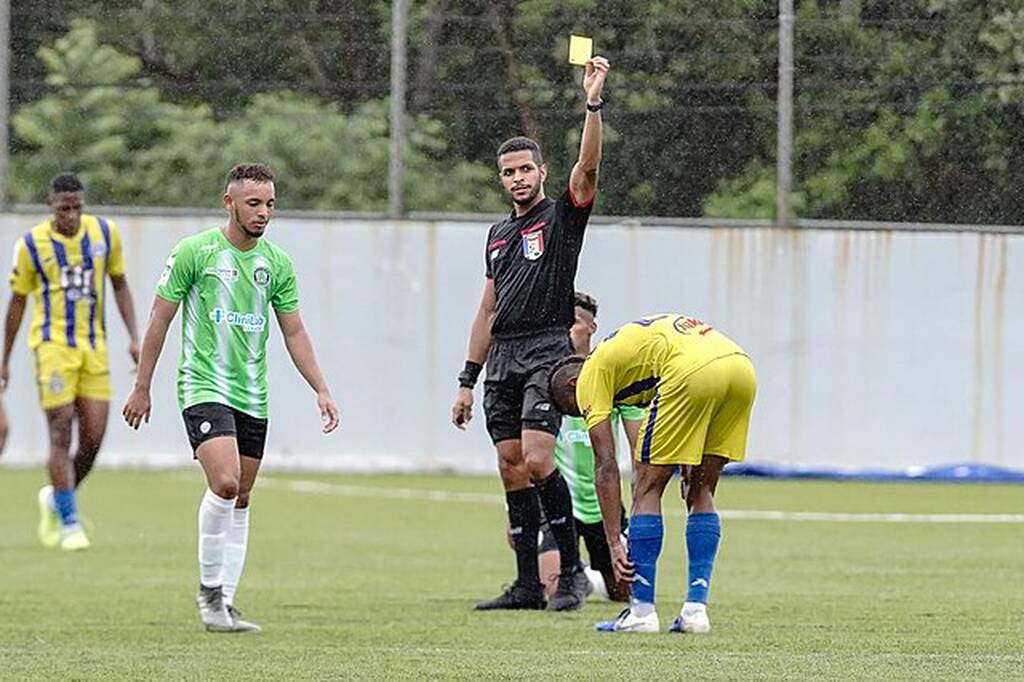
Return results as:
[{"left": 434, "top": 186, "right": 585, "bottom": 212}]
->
[
  {"left": 535, "top": 292, "right": 641, "bottom": 602},
  {"left": 123, "top": 163, "right": 341, "bottom": 633}
]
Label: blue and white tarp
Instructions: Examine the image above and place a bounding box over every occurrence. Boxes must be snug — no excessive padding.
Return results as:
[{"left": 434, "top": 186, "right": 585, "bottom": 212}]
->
[{"left": 725, "top": 462, "right": 1024, "bottom": 483}]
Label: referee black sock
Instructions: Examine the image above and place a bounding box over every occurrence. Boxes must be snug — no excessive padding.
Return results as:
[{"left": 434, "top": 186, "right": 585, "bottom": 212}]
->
[
  {"left": 534, "top": 469, "right": 581, "bottom": 574},
  {"left": 506, "top": 488, "right": 542, "bottom": 589}
]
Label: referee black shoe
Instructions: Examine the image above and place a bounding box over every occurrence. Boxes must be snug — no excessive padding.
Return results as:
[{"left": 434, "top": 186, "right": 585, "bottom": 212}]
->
[
  {"left": 474, "top": 582, "right": 546, "bottom": 611},
  {"left": 546, "top": 566, "right": 592, "bottom": 612}
]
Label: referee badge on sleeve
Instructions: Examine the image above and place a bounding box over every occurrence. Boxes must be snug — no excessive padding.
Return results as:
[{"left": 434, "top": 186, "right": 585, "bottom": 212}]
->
[{"left": 522, "top": 230, "right": 545, "bottom": 261}]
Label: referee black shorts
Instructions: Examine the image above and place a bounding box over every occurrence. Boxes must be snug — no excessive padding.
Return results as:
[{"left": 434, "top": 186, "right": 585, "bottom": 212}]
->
[{"left": 483, "top": 330, "right": 573, "bottom": 444}]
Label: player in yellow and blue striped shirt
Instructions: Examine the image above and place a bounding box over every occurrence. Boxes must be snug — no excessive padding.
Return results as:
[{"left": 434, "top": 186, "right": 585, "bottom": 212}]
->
[{"left": 1, "top": 173, "right": 139, "bottom": 551}]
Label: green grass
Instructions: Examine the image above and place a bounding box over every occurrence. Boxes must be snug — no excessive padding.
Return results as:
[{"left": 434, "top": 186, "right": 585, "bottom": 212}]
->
[{"left": 1, "top": 469, "right": 1022, "bottom": 680}]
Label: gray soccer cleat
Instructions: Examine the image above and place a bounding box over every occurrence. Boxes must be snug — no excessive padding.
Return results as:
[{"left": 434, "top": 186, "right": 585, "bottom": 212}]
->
[
  {"left": 196, "top": 585, "right": 234, "bottom": 632},
  {"left": 546, "top": 565, "right": 593, "bottom": 612},
  {"left": 226, "top": 604, "right": 262, "bottom": 633}
]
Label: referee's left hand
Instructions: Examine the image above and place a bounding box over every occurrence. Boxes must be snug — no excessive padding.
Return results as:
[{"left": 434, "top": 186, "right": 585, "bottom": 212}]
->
[
  {"left": 317, "top": 391, "right": 341, "bottom": 434},
  {"left": 583, "top": 56, "right": 610, "bottom": 103}
]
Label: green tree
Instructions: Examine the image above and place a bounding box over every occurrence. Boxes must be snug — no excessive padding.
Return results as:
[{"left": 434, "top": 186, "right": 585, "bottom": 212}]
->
[
  {"left": 704, "top": 0, "right": 1024, "bottom": 224},
  {"left": 11, "top": 20, "right": 207, "bottom": 203},
  {"left": 11, "top": 21, "right": 504, "bottom": 212}
]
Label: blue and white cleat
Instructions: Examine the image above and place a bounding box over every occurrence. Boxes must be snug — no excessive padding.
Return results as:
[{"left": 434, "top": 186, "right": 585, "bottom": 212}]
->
[
  {"left": 668, "top": 609, "right": 711, "bottom": 634},
  {"left": 595, "top": 607, "right": 660, "bottom": 633}
]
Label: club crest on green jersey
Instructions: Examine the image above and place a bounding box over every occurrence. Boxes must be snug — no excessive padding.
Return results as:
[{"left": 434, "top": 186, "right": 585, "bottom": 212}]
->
[{"left": 253, "top": 266, "right": 270, "bottom": 287}]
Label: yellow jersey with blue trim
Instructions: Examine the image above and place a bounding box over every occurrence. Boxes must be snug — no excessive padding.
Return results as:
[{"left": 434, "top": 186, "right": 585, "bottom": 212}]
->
[
  {"left": 9, "top": 215, "right": 125, "bottom": 350},
  {"left": 577, "top": 314, "right": 747, "bottom": 429}
]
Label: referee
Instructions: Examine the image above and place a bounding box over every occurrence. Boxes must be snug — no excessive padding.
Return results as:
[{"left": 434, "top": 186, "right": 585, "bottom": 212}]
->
[{"left": 451, "top": 56, "right": 610, "bottom": 611}]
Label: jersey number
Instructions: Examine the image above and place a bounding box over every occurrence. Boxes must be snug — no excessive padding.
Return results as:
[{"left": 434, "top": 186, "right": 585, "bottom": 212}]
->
[{"left": 60, "top": 265, "right": 96, "bottom": 303}]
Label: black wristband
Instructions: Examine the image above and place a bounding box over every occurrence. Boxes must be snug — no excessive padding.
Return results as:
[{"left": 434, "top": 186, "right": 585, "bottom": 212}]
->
[
  {"left": 458, "top": 361, "right": 483, "bottom": 389},
  {"left": 586, "top": 100, "right": 604, "bottom": 112}
]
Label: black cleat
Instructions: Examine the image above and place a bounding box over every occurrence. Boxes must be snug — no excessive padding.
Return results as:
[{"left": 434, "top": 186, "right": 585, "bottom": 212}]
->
[
  {"left": 546, "top": 566, "right": 592, "bottom": 612},
  {"left": 474, "top": 582, "right": 547, "bottom": 611}
]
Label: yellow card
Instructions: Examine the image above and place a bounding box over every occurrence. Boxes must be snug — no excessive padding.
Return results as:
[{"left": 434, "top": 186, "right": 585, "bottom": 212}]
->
[{"left": 568, "top": 35, "right": 593, "bottom": 66}]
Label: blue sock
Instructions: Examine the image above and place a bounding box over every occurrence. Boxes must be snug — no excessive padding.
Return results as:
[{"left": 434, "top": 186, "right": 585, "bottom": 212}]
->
[
  {"left": 53, "top": 488, "right": 78, "bottom": 527},
  {"left": 685, "top": 512, "right": 721, "bottom": 604},
  {"left": 628, "top": 514, "right": 663, "bottom": 607}
]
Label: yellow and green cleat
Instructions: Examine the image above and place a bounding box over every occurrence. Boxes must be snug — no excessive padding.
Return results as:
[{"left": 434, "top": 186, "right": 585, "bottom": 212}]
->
[
  {"left": 37, "top": 485, "right": 60, "bottom": 549},
  {"left": 60, "top": 527, "right": 91, "bottom": 552}
]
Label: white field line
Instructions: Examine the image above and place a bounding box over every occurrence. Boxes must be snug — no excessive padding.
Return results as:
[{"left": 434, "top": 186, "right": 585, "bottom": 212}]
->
[
  {"left": 327, "top": 646, "right": 1024, "bottom": 663},
  {"left": 257, "top": 477, "right": 1024, "bottom": 523}
]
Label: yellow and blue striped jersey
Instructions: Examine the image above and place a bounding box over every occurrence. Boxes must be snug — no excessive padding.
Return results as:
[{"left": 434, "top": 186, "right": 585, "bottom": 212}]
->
[
  {"left": 9, "top": 215, "right": 125, "bottom": 350},
  {"left": 577, "top": 314, "right": 747, "bottom": 429}
]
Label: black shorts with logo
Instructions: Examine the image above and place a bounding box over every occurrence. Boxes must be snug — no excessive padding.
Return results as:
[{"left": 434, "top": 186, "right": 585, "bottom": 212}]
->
[
  {"left": 182, "top": 402, "right": 268, "bottom": 459},
  {"left": 483, "top": 330, "right": 573, "bottom": 444}
]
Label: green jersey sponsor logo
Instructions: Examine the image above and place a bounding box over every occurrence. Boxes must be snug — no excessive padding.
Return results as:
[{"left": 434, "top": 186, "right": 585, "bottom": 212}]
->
[
  {"left": 208, "top": 308, "right": 267, "bottom": 333},
  {"left": 203, "top": 266, "right": 239, "bottom": 282}
]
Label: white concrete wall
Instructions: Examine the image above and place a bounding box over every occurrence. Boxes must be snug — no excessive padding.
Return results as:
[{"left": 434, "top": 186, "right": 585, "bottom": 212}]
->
[{"left": 0, "top": 212, "right": 1020, "bottom": 472}]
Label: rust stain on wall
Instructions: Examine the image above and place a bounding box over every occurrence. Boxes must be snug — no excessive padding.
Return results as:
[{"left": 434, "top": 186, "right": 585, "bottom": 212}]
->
[
  {"left": 969, "top": 235, "right": 1007, "bottom": 463},
  {"left": 425, "top": 223, "right": 439, "bottom": 460},
  {"left": 788, "top": 229, "right": 806, "bottom": 457}
]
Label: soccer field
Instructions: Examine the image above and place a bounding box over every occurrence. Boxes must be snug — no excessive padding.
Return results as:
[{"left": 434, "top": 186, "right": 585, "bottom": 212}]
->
[{"left": 0, "top": 469, "right": 1021, "bottom": 680}]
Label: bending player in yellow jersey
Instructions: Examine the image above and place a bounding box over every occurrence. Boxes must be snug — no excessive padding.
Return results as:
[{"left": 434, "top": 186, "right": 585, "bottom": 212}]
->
[
  {"left": 548, "top": 314, "right": 756, "bottom": 634},
  {"left": 1, "top": 173, "right": 139, "bottom": 551}
]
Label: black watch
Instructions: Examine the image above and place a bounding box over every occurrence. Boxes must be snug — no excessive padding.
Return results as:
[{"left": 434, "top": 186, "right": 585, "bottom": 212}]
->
[{"left": 586, "top": 100, "right": 604, "bottom": 112}]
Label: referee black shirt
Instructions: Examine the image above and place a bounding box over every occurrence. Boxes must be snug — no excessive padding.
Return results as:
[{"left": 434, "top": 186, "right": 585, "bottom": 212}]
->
[{"left": 484, "top": 187, "right": 594, "bottom": 339}]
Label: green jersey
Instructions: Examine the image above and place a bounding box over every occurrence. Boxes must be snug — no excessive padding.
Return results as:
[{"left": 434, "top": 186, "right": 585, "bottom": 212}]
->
[
  {"left": 155, "top": 228, "right": 299, "bottom": 418},
  {"left": 554, "top": 404, "right": 646, "bottom": 524}
]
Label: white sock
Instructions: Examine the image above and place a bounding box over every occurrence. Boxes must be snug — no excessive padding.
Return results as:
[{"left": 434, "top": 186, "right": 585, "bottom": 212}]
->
[
  {"left": 682, "top": 601, "right": 707, "bottom": 617},
  {"left": 221, "top": 506, "right": 250, "bottom": 606},
  {"left": 630, "top": 599, "right": 656, "bottom": 618},
  {"left": 198, "top": 489, "right": 236, "bottom": 588},
  {"left": 583, "top": 565, "right": 608, "bottom": 601}
]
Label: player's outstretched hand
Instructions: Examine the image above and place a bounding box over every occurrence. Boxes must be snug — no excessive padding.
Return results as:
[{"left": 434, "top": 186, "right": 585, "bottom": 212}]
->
[
  {"left": 122, "top": 386, "right": 151, "bottom": 430},
  {"left": 451, "top": 387, "right": 473, "bottom": 430},
  {"left": 318, "top": 391, "right": 340, "bottom": 434},
  {"left": 609, "top": 540, "right": 635, "bottom": 584},
  {"left": 583, "top": 56, "right": 610, "bottom": 102}
]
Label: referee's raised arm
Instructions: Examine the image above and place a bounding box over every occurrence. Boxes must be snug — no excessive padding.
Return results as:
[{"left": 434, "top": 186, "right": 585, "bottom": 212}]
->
[{"left": 569, "top": 56, "right": 610, "bottom": 208}]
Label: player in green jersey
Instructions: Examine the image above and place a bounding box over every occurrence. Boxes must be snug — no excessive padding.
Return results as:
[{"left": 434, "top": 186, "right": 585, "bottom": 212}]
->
[
  {"left": 536, "top": 292, "right": 642, "bottom": 602},
  {"left": 122, "top": 163, "right": 341, "bottom": 633}
]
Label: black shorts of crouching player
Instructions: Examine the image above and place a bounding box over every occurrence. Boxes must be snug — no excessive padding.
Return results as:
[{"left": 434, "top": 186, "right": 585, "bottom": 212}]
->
[{"left": 538, "top": 508, "right": 631, "bottom": 602}]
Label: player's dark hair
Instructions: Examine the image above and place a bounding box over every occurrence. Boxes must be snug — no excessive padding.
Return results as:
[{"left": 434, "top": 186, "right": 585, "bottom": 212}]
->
[
  {"left": 225, "top": 163, "right": 275, "bottom": 190},
  {"left": 49, "top": 172, "right": 84, "bottom": 195},
  {"left": 574, "top": 291, "right": 598, "bottom": 317},
  {"left": 496, "top": 136, "right": 544, "bottom": 166},
  {"left": 548, "top": 354, "right": 586, "bottom": 416}
]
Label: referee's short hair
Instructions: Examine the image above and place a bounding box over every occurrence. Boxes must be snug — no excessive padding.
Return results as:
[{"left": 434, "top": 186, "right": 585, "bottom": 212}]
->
[
  {"left": 496, "top": 136, "right": 543, "bottom": 166},
  {"left": 225, "top": 163, "right": 275, "bottom": 190},
  {"left": 49, "top": 172, "right": 84, "bottom": 195}
]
